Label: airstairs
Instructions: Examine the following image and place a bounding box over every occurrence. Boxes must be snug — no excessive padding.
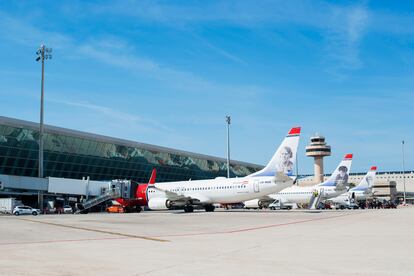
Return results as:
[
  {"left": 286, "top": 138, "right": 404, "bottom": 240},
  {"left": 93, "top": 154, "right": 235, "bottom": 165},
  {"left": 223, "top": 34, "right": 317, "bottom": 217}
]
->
[
  {"left": 309, "top": 188, "right": 324, "bottom": 210},
  {"left": 75, "top": 188, "right": 121, "bottom": 214}
]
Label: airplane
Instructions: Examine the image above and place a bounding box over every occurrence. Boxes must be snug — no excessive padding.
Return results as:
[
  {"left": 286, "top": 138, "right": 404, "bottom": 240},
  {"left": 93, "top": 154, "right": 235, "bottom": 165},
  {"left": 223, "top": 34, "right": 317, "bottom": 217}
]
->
[
  {"left": 329, "top": 166, "right": 377, "bottom": 207},
  {"left": 113, "top": 168, "right": 157, "bottom": 213},
  {"left": 244, "top": 153, "right": 353, "bottom": 209},
  {"left": 146, "top": 127, "right": 301, "bottom": 212}
]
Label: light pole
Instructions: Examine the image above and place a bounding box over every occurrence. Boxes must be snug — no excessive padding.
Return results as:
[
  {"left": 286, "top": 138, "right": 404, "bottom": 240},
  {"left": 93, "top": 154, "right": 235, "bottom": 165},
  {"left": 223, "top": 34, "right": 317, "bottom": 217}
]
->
[
  {"left": 36, "top": 44, "right": 52, "bottom": 179},
  {"left": 402, "top": 140, "right": 406, "bottom": 205},
  {"left": 36, "top": 44, "right": 52, "bottom": 211},
  {"left": 226, "top": 115, "right": 231, "bottom": 178}
]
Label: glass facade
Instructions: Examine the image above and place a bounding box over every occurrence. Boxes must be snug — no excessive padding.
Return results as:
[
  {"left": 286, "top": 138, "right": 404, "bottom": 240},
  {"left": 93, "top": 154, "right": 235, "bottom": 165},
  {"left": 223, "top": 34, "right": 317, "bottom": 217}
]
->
[{"left": 0, "top": 117, "right": 262, "bottom": 183}]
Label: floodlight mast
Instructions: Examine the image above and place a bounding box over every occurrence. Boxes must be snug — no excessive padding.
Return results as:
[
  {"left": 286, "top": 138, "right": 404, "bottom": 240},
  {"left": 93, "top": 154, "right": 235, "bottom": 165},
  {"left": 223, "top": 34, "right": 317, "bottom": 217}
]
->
[
  {"left": 402, "top": 140, "right": 406, "bottom": 205},
  {"left": 226, "top": 115, "right": 231, "bottom": 178},
  {"left": 35, "top": 45, "right": 52, "bottom": 179}
]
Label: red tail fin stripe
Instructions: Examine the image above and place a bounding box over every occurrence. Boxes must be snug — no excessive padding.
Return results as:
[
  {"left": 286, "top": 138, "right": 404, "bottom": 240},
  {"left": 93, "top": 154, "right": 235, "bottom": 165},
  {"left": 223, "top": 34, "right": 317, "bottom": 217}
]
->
[
  {"left": 370, "top": 166, "right": 377, "bottom": 171},
  {"left": 344, "top": 154, "right": 353, "bottom": 159},
  {"left": 288, "top": 127, "right": 301, "bottom": 135}
]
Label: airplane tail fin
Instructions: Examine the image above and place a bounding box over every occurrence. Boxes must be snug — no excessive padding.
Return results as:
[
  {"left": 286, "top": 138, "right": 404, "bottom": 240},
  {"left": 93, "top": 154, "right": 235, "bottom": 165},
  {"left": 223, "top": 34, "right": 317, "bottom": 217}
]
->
[
  {"left": 355, "top": 166, "right": 377, "bottom": 190},
  {"left": 249, "top": 127, "right": 301, "bottom": 177},
  {"left": 148, "top": 168, "right": 157, "bottom": 185},
  {"left": 318, "top": 154, "right": 353, "bottom": 189}
]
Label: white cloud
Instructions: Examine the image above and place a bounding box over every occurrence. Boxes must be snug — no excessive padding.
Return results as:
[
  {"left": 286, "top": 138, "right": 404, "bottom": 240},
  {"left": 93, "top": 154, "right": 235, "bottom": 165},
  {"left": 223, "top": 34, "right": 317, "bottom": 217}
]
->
[
  {"left": 48, "top": 98, "right": 173, "bottom": 133},
  {"left": 77, "top": 38, "right": 265, "bottom": 99},
  {"left": 347, "top": 6, "right": 369, "bottom": 42},
  {"left": 0, "top": 1, "right": 372, "bottom": 79},
  {"left": 322, "top": 5, "right": 369, "bottom": 77},
  {"left": 0, "top": 9, "right": 266, "bottom": 108},
  {"left": 190, "top": 33, "right": 247, "bottom": 65},
  {"left": 78, "top": 43, "right": 160, "bottom": 73},
  {"left": 0, "top": 11, "right": 72, "bottom": 48},
  {"left": 86, "top": 0, "right": 370, "bottom": 77}
]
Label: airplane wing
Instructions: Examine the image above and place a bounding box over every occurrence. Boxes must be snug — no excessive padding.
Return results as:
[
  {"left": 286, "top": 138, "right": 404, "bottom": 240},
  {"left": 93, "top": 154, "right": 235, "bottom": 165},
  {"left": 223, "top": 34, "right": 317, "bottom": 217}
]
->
[
  {"left": 244, "top": 195, "right": 276, "bottom": 208},
  {"left": 153, "top": 185, "right": 211, "bottom": 205},
  {"left": 260, "top": 195, "right": 277, "bottom": 207},
  {"left": 259, "top": 195, "right": 274, "bottom": 202},
  {"left": 152, "top": 185, "right": 190, "bottom": 201}
]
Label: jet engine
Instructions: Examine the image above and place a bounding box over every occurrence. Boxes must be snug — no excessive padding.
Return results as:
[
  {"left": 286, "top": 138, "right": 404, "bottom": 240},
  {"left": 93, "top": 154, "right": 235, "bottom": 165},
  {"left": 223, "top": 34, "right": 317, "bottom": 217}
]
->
[
  {"left": 244, "top": 198, "right": 272, "bottom": 209},
  {"left": 148, "top": 198, "right": 172, "bottom": 210}
]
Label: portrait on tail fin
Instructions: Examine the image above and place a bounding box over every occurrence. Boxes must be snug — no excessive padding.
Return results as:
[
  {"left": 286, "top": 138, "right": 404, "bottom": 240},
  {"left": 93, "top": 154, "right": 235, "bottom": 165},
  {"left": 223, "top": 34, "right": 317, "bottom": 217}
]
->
[
  {"left": 335, "top": 166, "right": 349, "bottom": 185},
  {"left": 276, "top": 146, "right": 294, "bottom": 176},
  {"left": 365, "top": 175, "right": 374, "bottom": 187}
]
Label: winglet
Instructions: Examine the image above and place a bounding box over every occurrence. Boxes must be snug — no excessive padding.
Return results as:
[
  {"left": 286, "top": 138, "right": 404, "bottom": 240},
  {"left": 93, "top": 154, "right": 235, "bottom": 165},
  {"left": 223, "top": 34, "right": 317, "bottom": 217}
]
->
[{"left": 148, "top": 168, "right": 157, "bottom": 185}]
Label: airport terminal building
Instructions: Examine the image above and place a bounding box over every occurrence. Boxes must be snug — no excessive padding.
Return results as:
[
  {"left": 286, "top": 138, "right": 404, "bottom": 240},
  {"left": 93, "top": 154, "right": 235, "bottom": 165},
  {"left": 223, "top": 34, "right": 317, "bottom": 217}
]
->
[
  {"left": 1, "top": 115, "right": 412, "bottom": 207},
  {"left": 0, "top": 116, "right": 262, "bottom": 191}
]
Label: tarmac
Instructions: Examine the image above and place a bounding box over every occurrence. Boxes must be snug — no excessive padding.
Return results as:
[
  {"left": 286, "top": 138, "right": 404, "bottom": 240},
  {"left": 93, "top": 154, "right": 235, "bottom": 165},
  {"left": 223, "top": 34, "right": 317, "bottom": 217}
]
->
[{"left": 0, "top": 207, "right": 413, "bottom": 276}]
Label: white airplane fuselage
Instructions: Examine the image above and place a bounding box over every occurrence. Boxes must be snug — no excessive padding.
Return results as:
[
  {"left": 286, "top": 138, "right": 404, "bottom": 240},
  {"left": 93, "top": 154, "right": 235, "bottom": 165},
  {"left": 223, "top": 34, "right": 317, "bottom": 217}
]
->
[
  {"left": 271, "top": 185, "right": 346, "bottom": 204},
  {"left": 330, "top": 189, "right": 370, "bottom": 205},
  {"left": 147, "top": 126, "right": 301, "bottom": 211},
  {"left": 148, "top": 176, "right": 292, "bottom": 204},
  {"left": 244, "top": 154, "right": 353, "bottom": 208}
]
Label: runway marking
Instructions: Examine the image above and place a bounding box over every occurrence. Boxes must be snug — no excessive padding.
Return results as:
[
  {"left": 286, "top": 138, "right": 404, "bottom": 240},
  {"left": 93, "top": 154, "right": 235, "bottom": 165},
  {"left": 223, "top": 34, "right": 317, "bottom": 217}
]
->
[
  {"left": 16, "top": 218, "right": 169, "bottom": 243},
  {"left": 153, "top": 212, "right": 360, "bottom": 238},
  {"left": 0, "top": 237, "right": 129, "bottom": 246}
]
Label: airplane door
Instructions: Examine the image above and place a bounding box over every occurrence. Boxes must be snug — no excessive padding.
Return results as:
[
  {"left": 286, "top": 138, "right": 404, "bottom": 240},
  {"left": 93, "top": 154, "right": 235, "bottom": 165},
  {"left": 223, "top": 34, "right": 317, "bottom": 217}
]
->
[{"left": 254, "top": 180, "right": 260, "bottom": 193}]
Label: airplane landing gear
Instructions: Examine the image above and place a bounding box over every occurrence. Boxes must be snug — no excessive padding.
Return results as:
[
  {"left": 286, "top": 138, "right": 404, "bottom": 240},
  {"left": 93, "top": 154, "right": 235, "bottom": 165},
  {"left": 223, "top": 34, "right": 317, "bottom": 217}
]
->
[
  {"left": 204, "top": 205, "right": 215, "bottom": 212},
  {"left": 183, "top": 205, "right": 194, "bottom": 213}
]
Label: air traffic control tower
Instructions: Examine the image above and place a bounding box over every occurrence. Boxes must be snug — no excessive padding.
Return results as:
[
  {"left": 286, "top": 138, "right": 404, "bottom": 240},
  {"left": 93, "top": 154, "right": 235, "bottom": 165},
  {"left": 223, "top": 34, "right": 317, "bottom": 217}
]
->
[{"left": 306, "top": 135, "right": 331, "bottom": 183}]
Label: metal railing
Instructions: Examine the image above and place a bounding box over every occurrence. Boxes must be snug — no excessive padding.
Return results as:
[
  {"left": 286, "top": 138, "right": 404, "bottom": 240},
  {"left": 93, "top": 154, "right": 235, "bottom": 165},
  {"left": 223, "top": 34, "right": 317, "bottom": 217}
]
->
[{"left": 75, "top": 188, "right": 121, "bottom": 214}]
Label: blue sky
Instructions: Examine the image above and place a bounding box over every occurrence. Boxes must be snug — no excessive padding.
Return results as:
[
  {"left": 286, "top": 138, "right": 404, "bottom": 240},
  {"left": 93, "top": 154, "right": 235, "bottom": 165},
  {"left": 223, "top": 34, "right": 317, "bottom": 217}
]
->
[{"left": 0, "top": 0, "right": 413, "bottom": 174}]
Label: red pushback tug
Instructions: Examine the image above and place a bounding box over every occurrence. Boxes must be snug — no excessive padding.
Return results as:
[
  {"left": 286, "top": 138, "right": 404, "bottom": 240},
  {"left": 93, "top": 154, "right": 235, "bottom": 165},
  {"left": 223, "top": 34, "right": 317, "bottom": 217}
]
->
[{"left": 112, "top": 168, "right": 156, "bottom": 213}]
